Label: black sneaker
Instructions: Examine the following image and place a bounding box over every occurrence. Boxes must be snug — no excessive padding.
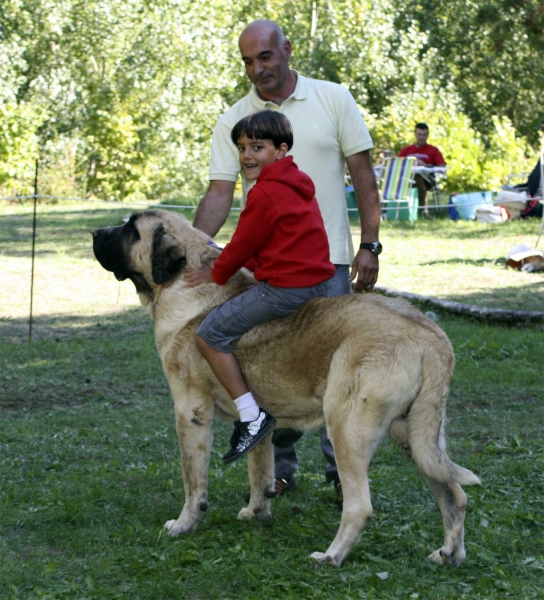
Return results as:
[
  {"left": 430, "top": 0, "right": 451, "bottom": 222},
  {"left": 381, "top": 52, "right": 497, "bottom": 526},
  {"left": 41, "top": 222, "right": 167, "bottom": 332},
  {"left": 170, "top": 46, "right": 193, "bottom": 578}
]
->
[{"left": 223, "top": 410, "right": 276, "bottom": 464}]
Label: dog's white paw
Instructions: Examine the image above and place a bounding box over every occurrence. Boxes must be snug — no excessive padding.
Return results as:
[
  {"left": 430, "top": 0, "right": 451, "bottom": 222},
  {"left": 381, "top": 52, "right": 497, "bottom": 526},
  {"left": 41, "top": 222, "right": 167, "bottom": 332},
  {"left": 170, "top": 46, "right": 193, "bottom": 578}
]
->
[
  {"left": 238, "top": 505, "right": 271, "bottom": 521},
  {"left": 428, "top": 549, "right": 445, "bottom": 565},
  {"left": 310, "top": 552, "right": 338, "bottom": 567},
  {"left": 163, "top": 518, "right": 197, "bottom": 536},
  {"left": 238, "top": 507, "right": 257, "bottom": 520},
  {"left": 164, "top": 519, "right": 181, "bottom": 535},
  {"left": 428, "top": 547, "right": 465, "bottom": 567}
]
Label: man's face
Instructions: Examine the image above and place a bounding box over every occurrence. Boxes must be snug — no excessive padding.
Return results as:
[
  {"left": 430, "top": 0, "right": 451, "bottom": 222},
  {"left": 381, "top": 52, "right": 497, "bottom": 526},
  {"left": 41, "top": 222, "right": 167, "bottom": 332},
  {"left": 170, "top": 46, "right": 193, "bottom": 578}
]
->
[
  {"left": 415, "top": 128, "right": 429, "bottom": 146},
  {"left": 238, "top": 27, "right": 292, "bottom": 97}
]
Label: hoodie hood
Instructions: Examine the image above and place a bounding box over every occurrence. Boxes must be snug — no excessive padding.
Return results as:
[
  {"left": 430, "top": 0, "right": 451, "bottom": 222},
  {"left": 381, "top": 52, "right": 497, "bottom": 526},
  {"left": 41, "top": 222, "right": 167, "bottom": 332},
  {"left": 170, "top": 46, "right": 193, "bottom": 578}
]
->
[{"left": 258, "top": 156, "right": 315, "bottom": 201}]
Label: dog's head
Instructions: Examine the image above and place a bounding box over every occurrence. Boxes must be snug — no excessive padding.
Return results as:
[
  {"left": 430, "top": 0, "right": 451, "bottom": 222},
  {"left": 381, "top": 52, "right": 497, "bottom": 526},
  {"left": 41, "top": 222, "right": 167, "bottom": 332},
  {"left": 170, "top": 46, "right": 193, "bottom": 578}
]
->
[{"left": 92, "top": 209, "right": 217, "bottom": 301}]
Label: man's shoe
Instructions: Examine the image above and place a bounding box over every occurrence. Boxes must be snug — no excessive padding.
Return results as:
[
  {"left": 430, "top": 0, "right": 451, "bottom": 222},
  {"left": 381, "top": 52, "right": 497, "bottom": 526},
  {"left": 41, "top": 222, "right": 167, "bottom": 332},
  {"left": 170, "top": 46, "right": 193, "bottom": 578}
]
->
[
  {"left": 223, "top": 410, "right": 276, "bottom": 464},
  {"left": 333, "top": 478, "right": 343, "bottom": 505},
  {"left": 244, "top": 477, "right": 296, "bottom": 503},
  {"left": 275, "top": 477, "right": 297, "bottom": 496}
]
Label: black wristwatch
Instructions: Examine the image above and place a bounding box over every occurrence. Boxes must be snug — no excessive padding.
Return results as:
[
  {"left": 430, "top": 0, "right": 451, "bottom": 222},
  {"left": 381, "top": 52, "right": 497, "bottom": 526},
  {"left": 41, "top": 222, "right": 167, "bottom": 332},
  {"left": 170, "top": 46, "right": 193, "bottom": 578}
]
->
[{"left": 359, "top": 242, "right": 382, "bottom": 257}]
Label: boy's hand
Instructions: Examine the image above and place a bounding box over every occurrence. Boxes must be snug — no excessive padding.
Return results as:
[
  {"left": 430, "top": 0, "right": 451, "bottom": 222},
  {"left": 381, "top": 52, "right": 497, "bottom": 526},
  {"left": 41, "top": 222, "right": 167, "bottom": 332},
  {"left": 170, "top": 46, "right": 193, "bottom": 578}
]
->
[{"left": 185, "top": 265, "right": 213, "bottom": 287}]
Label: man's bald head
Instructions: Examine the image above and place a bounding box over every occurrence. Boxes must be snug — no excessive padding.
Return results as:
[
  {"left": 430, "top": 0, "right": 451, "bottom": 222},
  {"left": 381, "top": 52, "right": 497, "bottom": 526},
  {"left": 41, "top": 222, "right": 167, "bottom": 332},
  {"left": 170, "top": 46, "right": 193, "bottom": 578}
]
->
[
  {"left": 238, "top": 20, "right": 295, "bottom": 103},
  {"left": 239, "top": 20, "right": 286, "bottom": 47}
]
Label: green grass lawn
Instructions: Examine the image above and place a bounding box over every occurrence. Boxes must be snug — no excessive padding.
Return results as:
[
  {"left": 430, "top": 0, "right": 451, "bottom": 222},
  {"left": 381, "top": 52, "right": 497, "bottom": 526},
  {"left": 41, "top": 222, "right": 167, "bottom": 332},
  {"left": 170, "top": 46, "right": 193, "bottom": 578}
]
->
[{"left": 1, "top": 201, "right": 543, "bottom": 599}]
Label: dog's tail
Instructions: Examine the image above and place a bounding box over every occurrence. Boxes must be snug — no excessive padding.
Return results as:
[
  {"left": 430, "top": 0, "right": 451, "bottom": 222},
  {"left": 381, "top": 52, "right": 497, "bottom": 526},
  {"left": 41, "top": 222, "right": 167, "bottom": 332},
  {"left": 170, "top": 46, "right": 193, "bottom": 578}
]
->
[{"left": 391, "top": 331, "right": 481, "bottom": 487}]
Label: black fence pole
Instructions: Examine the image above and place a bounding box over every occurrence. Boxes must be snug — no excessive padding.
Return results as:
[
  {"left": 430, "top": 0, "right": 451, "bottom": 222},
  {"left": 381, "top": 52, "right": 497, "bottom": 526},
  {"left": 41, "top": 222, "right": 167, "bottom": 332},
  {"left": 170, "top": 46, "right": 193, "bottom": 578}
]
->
[{"left": 29, "top": 159, "right": 39, "bottom": 343}]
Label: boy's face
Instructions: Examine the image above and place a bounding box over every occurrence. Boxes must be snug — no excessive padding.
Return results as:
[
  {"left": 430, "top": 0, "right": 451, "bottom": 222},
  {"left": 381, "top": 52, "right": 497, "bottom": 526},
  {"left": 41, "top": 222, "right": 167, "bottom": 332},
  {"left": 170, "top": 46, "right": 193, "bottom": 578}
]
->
[{"left": 236, "top": 134, "right": 287, "bottom": 181}]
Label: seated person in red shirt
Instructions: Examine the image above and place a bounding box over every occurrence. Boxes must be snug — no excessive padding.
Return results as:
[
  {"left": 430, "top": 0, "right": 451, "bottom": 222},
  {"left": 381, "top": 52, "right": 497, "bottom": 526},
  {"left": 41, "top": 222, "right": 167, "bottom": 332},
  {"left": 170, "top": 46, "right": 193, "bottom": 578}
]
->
[
  {"left": 399, "top": 123, "right": 446, "bottom": 217},
  {"left": 184, "top": 110, "right": 334, "bottom": 464}
]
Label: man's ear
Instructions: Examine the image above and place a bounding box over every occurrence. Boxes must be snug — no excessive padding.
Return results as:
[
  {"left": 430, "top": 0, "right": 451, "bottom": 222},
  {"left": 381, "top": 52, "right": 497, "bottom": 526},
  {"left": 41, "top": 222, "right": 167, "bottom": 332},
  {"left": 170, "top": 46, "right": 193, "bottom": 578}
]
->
[
  {"left": 283, "top": 39, "right": 292, "bottom": 61},
  {"left": 151, "top": 224, "right": 187, "bottom": 284}
]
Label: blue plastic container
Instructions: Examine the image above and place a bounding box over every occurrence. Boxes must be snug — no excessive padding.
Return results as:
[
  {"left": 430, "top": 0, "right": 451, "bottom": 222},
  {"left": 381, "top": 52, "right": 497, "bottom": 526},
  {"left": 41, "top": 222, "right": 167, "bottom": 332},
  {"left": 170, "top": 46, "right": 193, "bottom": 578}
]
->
[
  {"left": 448, "top": 206, "right": 459, "bottom": 221},
  {"left": 451, "top": 191, "right": 494, "bottom": 220}
]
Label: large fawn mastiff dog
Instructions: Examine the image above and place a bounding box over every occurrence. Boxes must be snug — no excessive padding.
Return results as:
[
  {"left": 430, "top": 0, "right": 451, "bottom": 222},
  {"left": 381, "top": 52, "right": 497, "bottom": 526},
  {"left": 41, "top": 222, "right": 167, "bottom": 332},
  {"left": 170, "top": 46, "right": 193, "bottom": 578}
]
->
[{"left": 92, "top": 209, "right": 480, "bottom": 567}]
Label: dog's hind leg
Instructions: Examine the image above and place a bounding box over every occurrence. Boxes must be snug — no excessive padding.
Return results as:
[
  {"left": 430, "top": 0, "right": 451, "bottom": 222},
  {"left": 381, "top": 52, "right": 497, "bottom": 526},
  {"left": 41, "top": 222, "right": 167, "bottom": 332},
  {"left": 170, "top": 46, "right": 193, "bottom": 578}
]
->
[
  {"left": 425, "top": 478, "right": 468, "bottom": 567},
  {"left": 389, "top": 419, "right": 469, "bottom": 567},
  {"left": 164, "top": 399, "right": 214, "bottom": 536},
  {"left": 311, "top": 395, "right": 386, "bottom": 567},
  {"left": 238, "top": 432, "right": 274, "bottom": 521}
]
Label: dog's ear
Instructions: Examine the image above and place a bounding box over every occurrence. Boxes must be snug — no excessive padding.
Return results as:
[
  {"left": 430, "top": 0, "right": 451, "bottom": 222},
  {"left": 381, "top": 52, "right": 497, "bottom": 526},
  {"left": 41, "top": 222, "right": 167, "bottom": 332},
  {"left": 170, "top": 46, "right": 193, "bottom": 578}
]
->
[{"left": 151, "top": 224, "right": 187, "bottom": 284}]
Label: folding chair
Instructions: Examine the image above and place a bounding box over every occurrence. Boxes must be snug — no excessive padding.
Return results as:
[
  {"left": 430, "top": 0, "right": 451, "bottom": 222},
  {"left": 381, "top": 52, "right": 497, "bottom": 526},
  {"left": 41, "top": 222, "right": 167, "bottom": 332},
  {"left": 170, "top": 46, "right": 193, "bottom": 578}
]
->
[
  {"left": 380, "top": 156, "right": 418, "bottom": 222},
  {"left": 428, "top": 167, "right": 447, "bottom": 214}
]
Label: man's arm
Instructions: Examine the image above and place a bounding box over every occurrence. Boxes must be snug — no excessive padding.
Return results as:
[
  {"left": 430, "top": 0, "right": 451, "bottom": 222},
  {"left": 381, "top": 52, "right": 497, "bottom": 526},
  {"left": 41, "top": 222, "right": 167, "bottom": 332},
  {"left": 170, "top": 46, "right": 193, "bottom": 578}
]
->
[
  {"left": 432, "top": 145, "right": 446, "bottom": 167},
  {"left": 345, "top": 150, "right": 381, "bottom": 292},
  {"left": 193, "top": 180, "right": 236, "bottom": 237}
]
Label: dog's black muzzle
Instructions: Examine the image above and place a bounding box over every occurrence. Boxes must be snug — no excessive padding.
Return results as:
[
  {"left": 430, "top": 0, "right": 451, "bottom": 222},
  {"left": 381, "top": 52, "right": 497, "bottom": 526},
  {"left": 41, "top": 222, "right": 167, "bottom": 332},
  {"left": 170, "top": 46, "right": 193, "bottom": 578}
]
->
[{"left": 92, "top": 225, "right": 133, "bottom": 281}]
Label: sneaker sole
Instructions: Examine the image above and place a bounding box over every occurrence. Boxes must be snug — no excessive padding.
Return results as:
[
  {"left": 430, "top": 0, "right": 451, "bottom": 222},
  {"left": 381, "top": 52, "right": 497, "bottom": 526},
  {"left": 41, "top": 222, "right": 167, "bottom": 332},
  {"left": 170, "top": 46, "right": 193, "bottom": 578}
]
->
[{"left": 223, "top": 417, "right": 277, "bottom": 464}]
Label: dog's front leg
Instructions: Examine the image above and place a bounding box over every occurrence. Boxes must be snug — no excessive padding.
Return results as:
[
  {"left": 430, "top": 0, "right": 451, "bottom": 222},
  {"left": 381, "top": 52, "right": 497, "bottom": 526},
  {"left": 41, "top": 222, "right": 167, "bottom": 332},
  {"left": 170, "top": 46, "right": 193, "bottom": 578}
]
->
[
  {"left": 238, "top": 432, "right": 274, "bottom": 521},
  {"left": 164, "top": 399, "right": 214, "bottom": 536}
]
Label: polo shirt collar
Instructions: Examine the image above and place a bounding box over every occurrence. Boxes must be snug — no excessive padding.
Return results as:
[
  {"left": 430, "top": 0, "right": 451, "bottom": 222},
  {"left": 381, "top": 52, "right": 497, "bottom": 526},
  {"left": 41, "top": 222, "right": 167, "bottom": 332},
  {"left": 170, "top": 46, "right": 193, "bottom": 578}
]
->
[{"left": 249, "top": 70, "right": 308, "bottom": 109}]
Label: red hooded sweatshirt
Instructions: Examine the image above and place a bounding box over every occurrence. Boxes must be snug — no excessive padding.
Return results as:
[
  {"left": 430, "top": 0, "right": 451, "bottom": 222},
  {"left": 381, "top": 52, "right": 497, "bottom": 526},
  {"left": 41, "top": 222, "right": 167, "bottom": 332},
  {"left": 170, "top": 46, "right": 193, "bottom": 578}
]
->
[{"left": 211, "top": 156, "right": 334, "bottom": 287}]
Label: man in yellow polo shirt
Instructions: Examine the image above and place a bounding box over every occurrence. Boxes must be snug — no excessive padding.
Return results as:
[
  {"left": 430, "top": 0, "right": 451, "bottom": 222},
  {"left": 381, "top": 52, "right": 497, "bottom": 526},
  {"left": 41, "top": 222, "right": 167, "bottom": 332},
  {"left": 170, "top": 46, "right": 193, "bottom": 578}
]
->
[{"left": 193, "top": 19, "right": 381, "bottom": 501}]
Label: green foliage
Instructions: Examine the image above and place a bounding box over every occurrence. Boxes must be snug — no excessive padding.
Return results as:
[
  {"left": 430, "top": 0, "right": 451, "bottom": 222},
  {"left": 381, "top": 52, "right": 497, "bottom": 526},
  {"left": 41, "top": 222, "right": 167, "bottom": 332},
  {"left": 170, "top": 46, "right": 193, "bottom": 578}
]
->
[
  {"left": 403, "top": 0, "right": 544, "bottom": 142},
  {"left": 267, "top": 0, "right": 424, "bottom": 115},
  {"left": 0, "top": 102, "right": 43, "bottom": 193},
  {"left": 0, "top": 0, "right": 542, "bottom": 200},
  {"left": 484, "top": 117, "right": 535, "bottom": 190}
]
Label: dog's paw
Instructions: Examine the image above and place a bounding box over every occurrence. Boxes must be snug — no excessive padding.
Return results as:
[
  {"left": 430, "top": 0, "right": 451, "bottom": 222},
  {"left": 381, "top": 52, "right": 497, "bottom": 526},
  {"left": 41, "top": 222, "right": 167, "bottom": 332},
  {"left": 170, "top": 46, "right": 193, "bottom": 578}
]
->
[
  {"left": 310, "top": 552, "right": 338, "bottom": 567},
  {"left": 238, "top": 506, "right": 257, "bottom": 521},
  {"left": 428, "top": 546, "right": 466, "bottom": 567},
  {"left": 238, "top": 505, "right": 271, "bottom": 521},
  {"left": 428, "top": 549, "right": 445, "bottom": 565},
  {"left": 163, "top": 518, "right": 197, "bottom": 536}
]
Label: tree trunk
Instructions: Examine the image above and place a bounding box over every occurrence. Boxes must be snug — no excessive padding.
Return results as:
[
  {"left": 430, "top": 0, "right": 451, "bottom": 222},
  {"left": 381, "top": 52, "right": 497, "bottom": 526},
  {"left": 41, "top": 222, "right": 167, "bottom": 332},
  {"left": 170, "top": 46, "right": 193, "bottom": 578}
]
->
[{"left": 374, "top": 286, "right": 544, "bottom": 324}]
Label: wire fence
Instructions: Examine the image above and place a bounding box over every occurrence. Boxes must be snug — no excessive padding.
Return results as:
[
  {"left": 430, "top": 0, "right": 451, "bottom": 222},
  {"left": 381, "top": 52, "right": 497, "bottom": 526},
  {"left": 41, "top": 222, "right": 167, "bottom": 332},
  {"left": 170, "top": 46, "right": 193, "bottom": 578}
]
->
[
  {"left": 2, "top": 191, "right": 542, "bottom": 211},
  {"left": 0, "top": 194, "right": 233, "bottom": 211}
]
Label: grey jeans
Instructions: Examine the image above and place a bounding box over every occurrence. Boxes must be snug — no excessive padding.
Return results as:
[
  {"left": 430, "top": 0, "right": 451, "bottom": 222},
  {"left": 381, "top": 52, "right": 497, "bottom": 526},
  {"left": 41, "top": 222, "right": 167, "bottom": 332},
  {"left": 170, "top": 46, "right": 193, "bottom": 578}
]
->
[
  {"left": 274, "top": 265, "right": 351, "bottom": 482},
  {"left": 196, "top": 279, "right": 332, "bottom": 353}
]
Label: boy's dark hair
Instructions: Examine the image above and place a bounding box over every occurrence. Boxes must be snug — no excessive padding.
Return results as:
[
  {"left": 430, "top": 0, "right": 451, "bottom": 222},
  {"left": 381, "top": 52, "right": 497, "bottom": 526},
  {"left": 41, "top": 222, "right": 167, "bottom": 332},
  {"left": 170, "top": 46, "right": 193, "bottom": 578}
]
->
[
  {"left": 231, "top": 110, "right": 293, "bottom": 150},
  {"left": 415, "top": 122, "right": 429, "bottom": 131}
]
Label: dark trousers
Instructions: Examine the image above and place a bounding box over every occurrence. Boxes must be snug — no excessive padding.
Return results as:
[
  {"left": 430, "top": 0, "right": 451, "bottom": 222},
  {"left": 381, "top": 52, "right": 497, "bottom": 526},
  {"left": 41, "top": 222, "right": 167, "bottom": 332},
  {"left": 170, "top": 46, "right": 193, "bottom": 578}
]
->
[
  {"left": 274, "top": 428, "right": 338, "bottom": 482},
  {"left": 273, "top": 264, "right": 351, "bottom": 482},
  {"left": 414, "top": 173, "right": 436, "bottom": 209}
]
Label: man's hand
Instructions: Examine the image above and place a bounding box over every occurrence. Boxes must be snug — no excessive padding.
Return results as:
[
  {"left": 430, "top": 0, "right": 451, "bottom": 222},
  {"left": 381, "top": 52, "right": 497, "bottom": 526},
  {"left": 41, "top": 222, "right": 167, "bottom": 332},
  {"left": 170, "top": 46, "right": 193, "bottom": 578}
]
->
[
  {"left": 185, "top": 265, "right": 213, "bottom": 287},
  {"left": 349, "top": 249, "right": 379, "bottom": 292}
]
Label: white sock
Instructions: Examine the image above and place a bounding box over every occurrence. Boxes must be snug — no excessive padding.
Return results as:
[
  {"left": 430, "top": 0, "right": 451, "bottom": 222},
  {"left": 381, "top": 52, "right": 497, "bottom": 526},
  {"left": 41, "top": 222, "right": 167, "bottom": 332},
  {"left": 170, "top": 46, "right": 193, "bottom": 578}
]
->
[{"left": 234, "top": 392, "right": 260, "bottom": 422}]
